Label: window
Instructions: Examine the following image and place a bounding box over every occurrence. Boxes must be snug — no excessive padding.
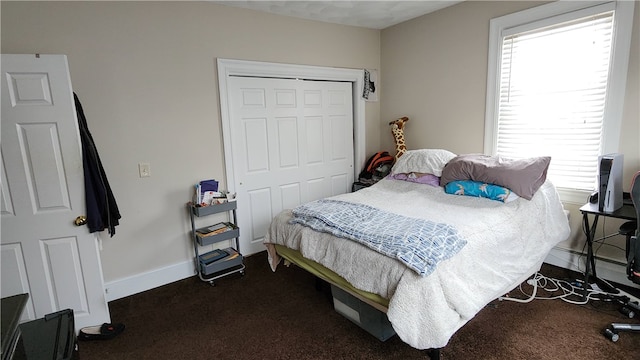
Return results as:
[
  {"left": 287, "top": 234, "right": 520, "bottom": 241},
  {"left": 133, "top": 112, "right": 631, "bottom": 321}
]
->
[{"left": 484, "top": 1, "right": 634, "bottom": 203}]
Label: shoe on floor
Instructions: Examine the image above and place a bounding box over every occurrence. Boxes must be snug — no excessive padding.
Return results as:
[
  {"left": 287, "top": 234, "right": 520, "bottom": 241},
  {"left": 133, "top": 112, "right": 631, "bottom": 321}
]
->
[{"left": 78, "top": 323, "right": 125, "bottom": 341}]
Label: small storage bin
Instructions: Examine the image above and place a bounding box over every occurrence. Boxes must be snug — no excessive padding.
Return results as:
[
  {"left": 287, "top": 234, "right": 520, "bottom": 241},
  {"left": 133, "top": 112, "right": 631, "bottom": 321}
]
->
[
  {"left": 192, "top": 201, "right": 236, "bottom": 217},
  {"left": 330, "top": 284, "right": 396, "bottom": 341}
]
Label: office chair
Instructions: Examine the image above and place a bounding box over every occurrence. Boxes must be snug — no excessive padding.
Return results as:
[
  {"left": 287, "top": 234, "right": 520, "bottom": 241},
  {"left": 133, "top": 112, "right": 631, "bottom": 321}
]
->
[
  {"left": 627, "top": 171, "right": 640, "bottom": 285},
  {"left": 604, "top": 171, "right": 640, "bottom": 342},
  {"left": 619, "top": 220, "right": 636, "bottom": 261}
]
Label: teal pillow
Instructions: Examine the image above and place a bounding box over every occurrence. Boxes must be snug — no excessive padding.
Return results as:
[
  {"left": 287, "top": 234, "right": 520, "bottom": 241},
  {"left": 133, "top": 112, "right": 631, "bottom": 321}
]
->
[{"left": 444, "top": 180, "right": 513, "bottom": 202}]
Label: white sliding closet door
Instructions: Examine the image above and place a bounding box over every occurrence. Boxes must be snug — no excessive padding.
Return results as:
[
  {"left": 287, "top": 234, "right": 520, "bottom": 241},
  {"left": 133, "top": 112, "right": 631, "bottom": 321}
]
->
[{"left": 227, "top": 77, "right": 353, "bottom": 255}]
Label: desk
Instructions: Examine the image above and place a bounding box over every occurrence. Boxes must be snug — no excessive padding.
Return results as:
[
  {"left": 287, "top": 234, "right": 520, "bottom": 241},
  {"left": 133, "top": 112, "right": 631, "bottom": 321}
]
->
[
  {"left": 579, "top": 202, "right": 636, "bottom": 292},
  {"left": 1, "top": 294, "right": 28, "bottom": 360}
]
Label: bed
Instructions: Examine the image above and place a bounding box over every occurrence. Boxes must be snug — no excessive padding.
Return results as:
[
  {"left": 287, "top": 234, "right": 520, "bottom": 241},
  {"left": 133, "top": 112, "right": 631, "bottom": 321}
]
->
[{"left": 264, "top": 150, "right": 570, "bottom": 358}]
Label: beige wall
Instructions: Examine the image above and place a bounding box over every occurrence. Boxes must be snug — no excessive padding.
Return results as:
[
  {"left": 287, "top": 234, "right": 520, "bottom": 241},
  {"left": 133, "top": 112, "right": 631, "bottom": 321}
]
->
[
  {"left": 381, "top": 1, "right": 640, "bottom": 266},
  {"left": 2, "top": 0, "right": 638, "bottom": 290},
  {"left": 1, "top": 1, "right": 381, "bottom": 283}
]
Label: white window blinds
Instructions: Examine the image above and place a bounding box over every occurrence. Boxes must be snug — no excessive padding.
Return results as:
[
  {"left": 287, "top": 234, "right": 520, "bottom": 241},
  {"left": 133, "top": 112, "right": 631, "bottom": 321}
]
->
[{"left": 496, "top": 11, "right": 614, "bottom": 191}]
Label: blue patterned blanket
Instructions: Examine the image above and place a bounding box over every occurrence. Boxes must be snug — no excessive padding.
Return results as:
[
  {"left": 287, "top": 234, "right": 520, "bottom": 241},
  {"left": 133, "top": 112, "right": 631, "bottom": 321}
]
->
[{"left": 290, "top": 199, "right": 467, "bottom": 276}]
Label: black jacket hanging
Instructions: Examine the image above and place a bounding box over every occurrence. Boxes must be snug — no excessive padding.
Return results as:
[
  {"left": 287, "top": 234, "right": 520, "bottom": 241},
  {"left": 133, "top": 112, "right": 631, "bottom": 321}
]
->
[{"left": 74, "top": 93, "right": 121, "bottom": 236}]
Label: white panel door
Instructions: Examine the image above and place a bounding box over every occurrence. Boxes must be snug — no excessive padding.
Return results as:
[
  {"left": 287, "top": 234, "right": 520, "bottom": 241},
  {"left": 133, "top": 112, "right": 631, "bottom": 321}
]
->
[
  {"left": 228, "top": 77, "right": 353, "bottom": 255},
  {"left": 1, "top": 54, "right": 110, "bottom": 330}
]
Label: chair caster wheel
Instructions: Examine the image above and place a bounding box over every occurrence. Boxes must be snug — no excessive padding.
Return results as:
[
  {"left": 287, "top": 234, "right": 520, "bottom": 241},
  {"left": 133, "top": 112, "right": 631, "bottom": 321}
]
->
[
  {"left": 620, "top": 306, "right": 635, "bottom": 318},
  {"left": 603, "top": 328, "right": 619, "bottom": 342}
]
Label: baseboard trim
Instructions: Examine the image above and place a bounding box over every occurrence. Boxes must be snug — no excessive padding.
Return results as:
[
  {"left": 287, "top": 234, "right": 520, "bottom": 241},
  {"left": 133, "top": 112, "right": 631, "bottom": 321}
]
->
[
  {"left": 103, "top": 247, "right": 637, "bottom": 302},
  {"left": 544, "top": 247, "right": 638, "bottom": 288},
  {"left": 104, "top": 260, "right": 195, "bottom": 302}
]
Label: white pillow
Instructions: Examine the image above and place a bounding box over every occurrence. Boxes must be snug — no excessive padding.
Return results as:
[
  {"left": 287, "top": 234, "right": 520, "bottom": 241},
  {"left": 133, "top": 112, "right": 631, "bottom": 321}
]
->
[{"left": 391, "top": 149, "right": 457, "bottom": 177}]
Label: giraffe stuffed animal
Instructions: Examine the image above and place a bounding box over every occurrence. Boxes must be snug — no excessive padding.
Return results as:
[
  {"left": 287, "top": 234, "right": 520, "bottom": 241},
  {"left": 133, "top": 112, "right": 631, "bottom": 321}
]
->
[{"left": 389, "top": 116, "right": 409, "bottom": 160}]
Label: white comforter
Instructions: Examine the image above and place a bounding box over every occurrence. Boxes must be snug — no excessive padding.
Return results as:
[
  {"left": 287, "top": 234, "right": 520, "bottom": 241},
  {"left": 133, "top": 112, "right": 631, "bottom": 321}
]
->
[{"left": 264, "top": 179, "right": 570, "bottom": 349}]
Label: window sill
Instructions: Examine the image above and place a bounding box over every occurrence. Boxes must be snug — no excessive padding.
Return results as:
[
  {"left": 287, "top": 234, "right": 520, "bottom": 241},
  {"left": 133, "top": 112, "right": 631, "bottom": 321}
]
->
[{"left": 556, "top": 187, "right": 592, "bottom": 206}]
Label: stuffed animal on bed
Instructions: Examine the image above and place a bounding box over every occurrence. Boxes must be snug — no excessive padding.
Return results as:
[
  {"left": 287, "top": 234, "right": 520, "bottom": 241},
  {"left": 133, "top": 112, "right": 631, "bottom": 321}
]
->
[{"left": 389, "top": 116, "right": 409, "bottom": 160}]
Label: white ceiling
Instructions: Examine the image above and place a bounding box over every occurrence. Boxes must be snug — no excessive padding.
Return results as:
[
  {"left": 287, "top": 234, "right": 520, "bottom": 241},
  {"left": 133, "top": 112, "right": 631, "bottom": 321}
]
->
[{"left": 214, "top": 1, "right": 463, "bottom": 29}]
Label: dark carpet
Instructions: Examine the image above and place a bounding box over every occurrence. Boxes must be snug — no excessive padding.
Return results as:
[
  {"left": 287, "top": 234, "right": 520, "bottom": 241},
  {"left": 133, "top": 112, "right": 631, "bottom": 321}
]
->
[{"left": 79, "top": 251, "right": 640, "bottom": 359}]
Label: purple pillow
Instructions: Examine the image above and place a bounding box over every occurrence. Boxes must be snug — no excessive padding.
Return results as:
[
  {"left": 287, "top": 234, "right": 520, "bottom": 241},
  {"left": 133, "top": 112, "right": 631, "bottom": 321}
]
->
[
  {"left": 440, "top": 154, "right": 550, "bottom": 200},
  {"left": 388, "top": 173, "right": 440, "bottom": 187}
]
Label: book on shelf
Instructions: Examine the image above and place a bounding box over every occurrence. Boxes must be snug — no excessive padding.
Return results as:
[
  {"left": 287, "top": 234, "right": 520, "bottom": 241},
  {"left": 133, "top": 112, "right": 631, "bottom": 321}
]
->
[
  {"left": 195, "top": 179, "right": 221, "bottom": 205},
  {"left": 220, "top": 251, "right": 240, "bottom": 262},
  {"left": 196, "top": 222, "right": 232, "bottom": 237},
  {"left": 199, "top": 248, "right": 240, "bottom": 266},
  {"left": 201, "top": 191, "right": 220, "bottom": 205},
  {"left": 199, "top": 249, "right": 229, "bottom": 264}
]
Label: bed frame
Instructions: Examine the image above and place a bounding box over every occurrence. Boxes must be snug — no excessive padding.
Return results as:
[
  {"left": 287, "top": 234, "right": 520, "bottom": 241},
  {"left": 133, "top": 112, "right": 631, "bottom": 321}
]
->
[{"left": 272, "top": 242, "right": 549, "bottom": 360}]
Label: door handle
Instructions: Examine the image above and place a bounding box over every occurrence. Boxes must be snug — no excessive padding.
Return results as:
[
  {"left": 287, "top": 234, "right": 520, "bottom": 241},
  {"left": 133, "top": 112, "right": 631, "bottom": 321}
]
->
[{"left": 74, "top": 215, "right": 87, "bottom": 226}]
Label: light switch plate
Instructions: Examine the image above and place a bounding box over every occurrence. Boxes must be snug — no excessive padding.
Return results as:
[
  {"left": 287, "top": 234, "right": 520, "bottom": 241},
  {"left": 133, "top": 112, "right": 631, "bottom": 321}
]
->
[{"left": 138, "top": 162, "right": 151, "bottom": 177}]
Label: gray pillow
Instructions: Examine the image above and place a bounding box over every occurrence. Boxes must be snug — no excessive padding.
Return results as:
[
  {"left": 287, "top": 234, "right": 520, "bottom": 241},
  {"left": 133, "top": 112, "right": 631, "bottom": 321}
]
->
[{"left": 440, "top": 154, "right": 551, "bottom": 200}]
